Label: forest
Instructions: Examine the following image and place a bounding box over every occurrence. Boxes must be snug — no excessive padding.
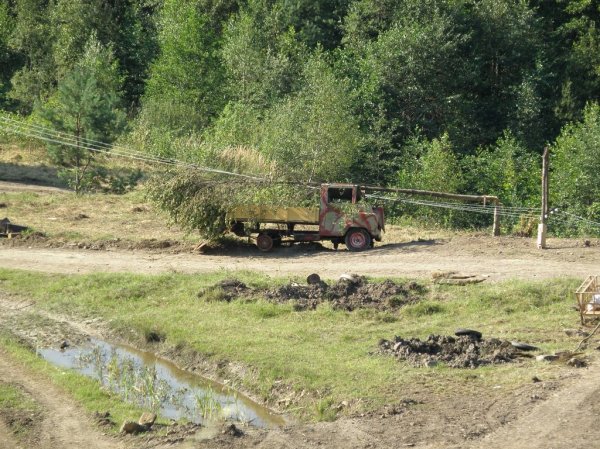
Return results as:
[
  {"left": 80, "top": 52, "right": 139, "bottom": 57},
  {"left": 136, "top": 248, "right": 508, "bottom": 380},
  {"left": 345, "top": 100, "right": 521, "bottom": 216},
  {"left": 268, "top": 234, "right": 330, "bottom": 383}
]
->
[{"left": 1, "top": 0, "right": 600, "bottom": 234}]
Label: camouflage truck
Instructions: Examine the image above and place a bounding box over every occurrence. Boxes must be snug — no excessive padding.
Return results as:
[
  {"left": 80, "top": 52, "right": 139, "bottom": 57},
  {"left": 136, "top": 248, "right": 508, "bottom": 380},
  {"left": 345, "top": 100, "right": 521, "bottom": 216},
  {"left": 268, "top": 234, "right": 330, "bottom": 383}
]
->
[{"left": 229, "top": 183, "right": 385, "bottom": 251}]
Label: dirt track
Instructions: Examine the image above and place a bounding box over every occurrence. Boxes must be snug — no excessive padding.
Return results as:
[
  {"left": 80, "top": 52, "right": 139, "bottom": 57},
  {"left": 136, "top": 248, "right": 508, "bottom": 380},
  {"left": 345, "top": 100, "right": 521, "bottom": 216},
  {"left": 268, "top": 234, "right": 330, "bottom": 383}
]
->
[
  {"left": 0, "top": 348, "right": 127, "bottom": 449},
  {"left": 466, "top": 361, "right": 600, "bottom": 449},
  {"left": 1, "top": 234, "right": 598, "bottom": 280}
]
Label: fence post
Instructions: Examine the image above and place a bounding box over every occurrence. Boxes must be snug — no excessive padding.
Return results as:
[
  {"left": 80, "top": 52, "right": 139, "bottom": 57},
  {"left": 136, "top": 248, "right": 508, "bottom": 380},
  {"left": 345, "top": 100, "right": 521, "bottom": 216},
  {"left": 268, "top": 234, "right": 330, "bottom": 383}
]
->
[
  {"left": 537, "top": 147, "right": 549, "bottom": 249},
  {"left": 493, "top": 202, "right": 500, "bottom": 236}
]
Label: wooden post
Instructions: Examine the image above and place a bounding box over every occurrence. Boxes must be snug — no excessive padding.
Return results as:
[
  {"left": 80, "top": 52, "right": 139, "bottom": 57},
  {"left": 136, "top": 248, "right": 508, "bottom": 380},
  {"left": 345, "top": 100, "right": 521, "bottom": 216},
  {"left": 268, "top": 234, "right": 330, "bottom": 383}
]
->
[
  {"left": 537, "top": 146, "right": 549, "bottom": 249},
  {"left": 493, "top": 202, "right": 500, "bottom": 236}
]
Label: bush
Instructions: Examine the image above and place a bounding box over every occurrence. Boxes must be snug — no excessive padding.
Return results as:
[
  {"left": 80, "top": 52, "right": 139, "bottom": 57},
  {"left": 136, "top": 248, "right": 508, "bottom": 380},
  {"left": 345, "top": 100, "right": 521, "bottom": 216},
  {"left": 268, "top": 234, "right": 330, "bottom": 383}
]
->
[
  {"left": 145, "top": 152, "right": 317, "bottom": 240},
  {"left": 551, "top": 103, "right": 600, "bottom": 235}
]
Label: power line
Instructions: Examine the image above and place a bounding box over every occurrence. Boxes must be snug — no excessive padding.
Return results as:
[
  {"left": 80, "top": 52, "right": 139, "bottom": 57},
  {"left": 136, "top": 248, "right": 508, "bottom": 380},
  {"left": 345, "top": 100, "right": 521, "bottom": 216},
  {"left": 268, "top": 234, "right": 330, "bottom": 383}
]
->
[
  {"left": 369, "top": 194, "right": 600, "bottom": 229},
  {"left": 4, "top": 115, "right": 600, "bottom": 229},
  {"left": 367, "top": 194, "right": 539, "bottom": 218},
  {"left": 0, "top": 116, "right": 267, "bottom": 181}
]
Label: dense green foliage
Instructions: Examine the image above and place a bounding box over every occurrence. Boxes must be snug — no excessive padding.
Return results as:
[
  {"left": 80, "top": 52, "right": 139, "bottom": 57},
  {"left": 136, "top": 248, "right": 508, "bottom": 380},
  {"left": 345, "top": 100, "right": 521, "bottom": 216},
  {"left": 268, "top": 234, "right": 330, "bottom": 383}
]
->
[
  {"left": 552, "top": 104, "right": 600, "bottom": 234},
  {"left": 2, "top": 0, "right": 600, "bottom": 232}
]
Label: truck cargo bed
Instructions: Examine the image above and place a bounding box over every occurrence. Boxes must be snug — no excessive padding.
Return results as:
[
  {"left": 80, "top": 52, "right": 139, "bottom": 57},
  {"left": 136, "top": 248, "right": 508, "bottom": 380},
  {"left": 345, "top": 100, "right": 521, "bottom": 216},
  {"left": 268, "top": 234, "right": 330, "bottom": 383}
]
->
[{"left": 230, "top": 206, "right": 319, "bottom": 225}]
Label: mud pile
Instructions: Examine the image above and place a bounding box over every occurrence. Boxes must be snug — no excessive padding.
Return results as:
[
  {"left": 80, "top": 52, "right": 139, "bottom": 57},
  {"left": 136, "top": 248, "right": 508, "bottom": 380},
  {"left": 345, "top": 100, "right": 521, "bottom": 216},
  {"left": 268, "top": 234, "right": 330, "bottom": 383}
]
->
[
  {"left": 199, "top": 276, "right": 424, "bottom": 311},
  {"left": 379, "top": 334, "right": 522, "bottom": 368},
  {"left": 265, "top": 277, "right": 424, "bottom": 311},
  {"left": 198, "top": 279, "right": 249, "bottom": 302}
]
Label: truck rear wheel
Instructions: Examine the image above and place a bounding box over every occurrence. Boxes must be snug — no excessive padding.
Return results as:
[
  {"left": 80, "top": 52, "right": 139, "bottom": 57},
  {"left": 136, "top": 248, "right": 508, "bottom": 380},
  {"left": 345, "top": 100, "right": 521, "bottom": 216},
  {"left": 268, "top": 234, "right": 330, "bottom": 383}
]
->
[
  {"left": 256, "top": 233, "right": 274, "bottom": 252},
  {"left": 345, "top": 228, "right": 371, "bottom": 252}
]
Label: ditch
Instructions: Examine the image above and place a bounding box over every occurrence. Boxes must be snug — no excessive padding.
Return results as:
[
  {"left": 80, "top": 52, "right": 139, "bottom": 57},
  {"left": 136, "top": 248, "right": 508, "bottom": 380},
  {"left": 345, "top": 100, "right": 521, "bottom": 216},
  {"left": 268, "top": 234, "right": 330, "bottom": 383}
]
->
[{"left": 38, "top": 338, "right": 286, "bottom": 429}]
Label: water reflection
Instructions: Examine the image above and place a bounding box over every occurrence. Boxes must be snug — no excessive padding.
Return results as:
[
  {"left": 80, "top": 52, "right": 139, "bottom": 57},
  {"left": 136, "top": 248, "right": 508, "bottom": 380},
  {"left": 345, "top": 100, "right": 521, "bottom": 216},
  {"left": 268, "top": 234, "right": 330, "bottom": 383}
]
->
[{"left": 39, "top": 338, "right": 285, "bottom": 428}]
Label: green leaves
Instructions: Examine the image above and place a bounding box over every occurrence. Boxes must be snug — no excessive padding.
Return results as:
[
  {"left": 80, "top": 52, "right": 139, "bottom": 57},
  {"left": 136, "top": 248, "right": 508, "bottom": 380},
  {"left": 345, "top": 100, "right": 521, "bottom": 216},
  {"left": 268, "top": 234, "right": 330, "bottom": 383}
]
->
[
  {"left": 258, "top": 53, "right": 361, "bottom": 183},
  {"left": 146, "top": 171, "right": 316, "bottom": 240},
  {"left": 552, "top": 103, "right": 600, "bottom": 231},
  {"left": 142, "top": 0, "right": 225, "bottom": 133},
  {"left": 463, "top": 132, "right": 538, "bottom": 207},
  {"left": 38, "top": 37, "right": 125, "bottom": 193}
]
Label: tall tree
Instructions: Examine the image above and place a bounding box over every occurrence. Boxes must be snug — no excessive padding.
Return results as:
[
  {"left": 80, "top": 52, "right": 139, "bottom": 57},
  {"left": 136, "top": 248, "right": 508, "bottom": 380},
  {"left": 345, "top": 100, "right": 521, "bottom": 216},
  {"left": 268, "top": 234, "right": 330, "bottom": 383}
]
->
[
  {"left": 221, "top": 0, "right": 306, "bottom": 109},
  {"left": 39, "top": 37, "right": 125, "bottom": 193},
  {"left": 552, "top": 103, "right": 600, "bottom": 225},
  {"left": 140, "top": 0, "right": 225, "bottom": 133},
  {"left": 0, "top": 2, "right": 17, "bottom": 108},
  {"left": 278, "top": 0, "right": 351, "bottom": 49},
  {"left": 345, "top": 1, "right": 469, "bottom": 183},
  {"left": 556, "top": 0, "right": 600, "bottom": 123},
  {"left": 9, "top": 0, "right": 55, "bottom": 112},
  {"left": 459, "top": 0, "right": 547, "bottom": 149},
  {"left": 258, "top": 53, "right": 362, "bottom": 183},
  {"left": 51, "top": 0, "right": 159, "bottom": 109}
]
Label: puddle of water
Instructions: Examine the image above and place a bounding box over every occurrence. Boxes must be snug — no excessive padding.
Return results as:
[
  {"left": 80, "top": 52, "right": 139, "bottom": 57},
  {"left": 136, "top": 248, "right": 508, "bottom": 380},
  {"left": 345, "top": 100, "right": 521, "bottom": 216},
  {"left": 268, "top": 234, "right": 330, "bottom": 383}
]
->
[{"left": 38, "top": 338, "right": 285, "bottom": 428}]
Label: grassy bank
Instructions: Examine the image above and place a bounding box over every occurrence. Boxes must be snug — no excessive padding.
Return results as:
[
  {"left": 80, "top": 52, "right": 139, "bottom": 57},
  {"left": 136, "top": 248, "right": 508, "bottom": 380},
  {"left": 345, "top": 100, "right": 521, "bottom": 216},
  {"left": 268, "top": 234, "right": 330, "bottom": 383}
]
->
[{"left": 0, "top": 269, "right": 584, "bottom": 420}]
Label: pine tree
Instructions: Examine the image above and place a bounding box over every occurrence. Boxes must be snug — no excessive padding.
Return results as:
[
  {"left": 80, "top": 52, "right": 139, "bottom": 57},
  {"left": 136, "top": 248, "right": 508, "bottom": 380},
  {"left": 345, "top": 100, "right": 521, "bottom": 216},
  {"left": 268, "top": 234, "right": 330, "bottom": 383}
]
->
[{"left": 40, "top": 38, "right": 125, "bottom": 193}]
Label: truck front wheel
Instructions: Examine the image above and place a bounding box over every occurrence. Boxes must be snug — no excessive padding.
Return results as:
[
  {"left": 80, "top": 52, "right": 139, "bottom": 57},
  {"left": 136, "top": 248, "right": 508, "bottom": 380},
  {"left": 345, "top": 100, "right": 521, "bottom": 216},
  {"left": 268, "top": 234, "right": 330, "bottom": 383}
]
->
[{"left": 345, "top": 228, "right": 371, "bottom": 252}]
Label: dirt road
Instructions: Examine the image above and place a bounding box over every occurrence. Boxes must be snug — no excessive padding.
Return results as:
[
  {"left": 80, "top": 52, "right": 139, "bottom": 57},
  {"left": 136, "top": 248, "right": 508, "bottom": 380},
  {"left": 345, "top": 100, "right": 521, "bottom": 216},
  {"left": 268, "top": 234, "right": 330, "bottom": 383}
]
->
[
  {"left": 1, "top": 234, "right": 598, "bottom": 280},
  {"left": 0, "top": 348, "right": 125, "bottom": 449},
  {"left": 464, "top": 362, "right": 600, "bottom": 449}
]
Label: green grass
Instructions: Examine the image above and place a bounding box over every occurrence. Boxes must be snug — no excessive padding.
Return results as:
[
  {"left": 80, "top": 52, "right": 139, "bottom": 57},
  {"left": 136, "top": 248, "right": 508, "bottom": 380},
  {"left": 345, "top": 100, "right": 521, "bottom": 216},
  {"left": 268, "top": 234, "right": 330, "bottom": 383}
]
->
[
  {"left": 0, "top": 335, "right": 152, "bottom": 433},
  {"left": 0, "top": 381, "right": 41, "bottom": 433},
  {"left": 0, "top": 383, "right": 36, "bottom": 412},
  {"left": 0, "top": 381, "right": 41, "bottom": 441},
  {"left": 0, "top": 268, "right": 585, "bottom": 420}
]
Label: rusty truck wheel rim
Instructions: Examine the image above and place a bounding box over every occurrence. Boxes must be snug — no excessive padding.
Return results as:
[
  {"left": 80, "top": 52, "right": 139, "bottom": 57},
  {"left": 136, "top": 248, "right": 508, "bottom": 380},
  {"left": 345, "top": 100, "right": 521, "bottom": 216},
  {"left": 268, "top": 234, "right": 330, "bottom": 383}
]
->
[{"left": 349, "top": 231, "right": 366, "bottom": 248}]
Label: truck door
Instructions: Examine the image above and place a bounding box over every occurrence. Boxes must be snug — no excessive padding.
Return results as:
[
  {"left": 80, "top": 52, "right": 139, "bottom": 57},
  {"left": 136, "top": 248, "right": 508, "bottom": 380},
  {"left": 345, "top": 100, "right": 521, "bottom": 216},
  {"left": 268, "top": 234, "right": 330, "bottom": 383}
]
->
[{"left": 319, "top": 185, "right": 357, "bottom": 237}]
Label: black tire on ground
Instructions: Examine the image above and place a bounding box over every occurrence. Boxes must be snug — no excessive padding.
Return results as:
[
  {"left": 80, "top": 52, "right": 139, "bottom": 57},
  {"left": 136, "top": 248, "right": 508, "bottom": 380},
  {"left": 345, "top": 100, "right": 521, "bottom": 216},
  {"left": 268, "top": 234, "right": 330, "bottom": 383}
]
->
[
  {"left": 345, "top": 228, "right": 371, "bottom": 252},
  {"left": 307, "top": 273, "right": 321, "bottom": 285},
  {"left": 510, "top": 341, "right": 539, "bottom": 351},
  {"left": 455, "top": 328, "right": 483, "bottom": 340},
  {"left": 256, "top": 233, "right": 274, "bottom": 252}
]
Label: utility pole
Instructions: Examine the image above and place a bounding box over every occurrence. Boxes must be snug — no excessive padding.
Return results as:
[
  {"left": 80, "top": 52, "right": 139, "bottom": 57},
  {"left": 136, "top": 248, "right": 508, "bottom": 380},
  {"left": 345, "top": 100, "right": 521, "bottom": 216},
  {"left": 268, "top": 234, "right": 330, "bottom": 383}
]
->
[{"left": 537, "top": 146, "right": 549, "bottom": 249}]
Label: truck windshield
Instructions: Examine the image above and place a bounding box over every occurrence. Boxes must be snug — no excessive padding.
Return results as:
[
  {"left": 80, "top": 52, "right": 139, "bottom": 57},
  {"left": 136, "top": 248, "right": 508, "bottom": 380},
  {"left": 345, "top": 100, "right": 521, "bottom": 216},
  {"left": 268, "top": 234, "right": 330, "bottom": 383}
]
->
[{"left": 328, "top": 187, "right": 355, "bottom": 203}]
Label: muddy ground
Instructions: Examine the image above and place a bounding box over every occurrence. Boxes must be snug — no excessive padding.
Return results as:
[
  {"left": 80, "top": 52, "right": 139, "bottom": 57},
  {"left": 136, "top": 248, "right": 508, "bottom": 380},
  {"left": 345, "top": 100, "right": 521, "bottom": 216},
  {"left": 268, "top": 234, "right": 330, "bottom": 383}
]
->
[
  {"left": 203, "top": 276, "right": 424, "bottom": 311},
  {"left": 379, "top": 334, "right": 525, "bottom": 368},
  {"left": 0, "top": 291, "right": 599, "bottom": 449}
]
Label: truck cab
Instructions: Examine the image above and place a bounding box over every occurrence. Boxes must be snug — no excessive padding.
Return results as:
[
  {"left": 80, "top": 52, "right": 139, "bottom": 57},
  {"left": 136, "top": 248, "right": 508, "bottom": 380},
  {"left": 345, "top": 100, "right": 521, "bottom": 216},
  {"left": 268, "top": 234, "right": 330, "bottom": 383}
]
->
[{"left": 319, "top": 184, "right": 385, "bottom": 251}]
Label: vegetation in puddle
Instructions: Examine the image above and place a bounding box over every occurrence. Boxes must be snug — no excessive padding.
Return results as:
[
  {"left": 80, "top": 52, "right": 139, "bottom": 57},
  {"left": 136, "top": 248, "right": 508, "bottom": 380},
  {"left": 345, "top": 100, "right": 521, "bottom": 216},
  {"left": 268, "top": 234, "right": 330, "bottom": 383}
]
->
[
  {"left": 79, "top": 346, "right": 172, "bottom": 412},
  {"left": 75, "top": 344, "right": 229, "bottom": 423}
]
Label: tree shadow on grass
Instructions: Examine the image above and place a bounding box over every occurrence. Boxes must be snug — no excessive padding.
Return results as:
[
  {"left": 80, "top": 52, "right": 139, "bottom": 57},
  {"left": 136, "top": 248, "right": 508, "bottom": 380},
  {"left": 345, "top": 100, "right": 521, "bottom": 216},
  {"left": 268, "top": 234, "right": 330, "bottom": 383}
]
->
[{"left": 0, "top": 162, "right": 66, "bottom": 188}]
